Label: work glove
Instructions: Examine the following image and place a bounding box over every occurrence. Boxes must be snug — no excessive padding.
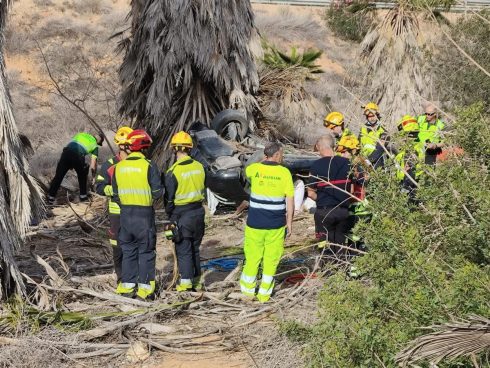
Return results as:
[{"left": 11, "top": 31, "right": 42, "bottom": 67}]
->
[{"left": 103, "top": 185, "right": 113, "bottom": 196}]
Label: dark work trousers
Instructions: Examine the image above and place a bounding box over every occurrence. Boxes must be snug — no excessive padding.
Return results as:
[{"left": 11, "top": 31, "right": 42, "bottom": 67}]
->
[
  {"left": 315, "top": 207, "right": 351, "bottom": 256},
  {"left": 173, "top": 206, "right": 205, "bottom": 280},
  {"left": 48, "top": 147, "right": 89, "bottom": 198},
  {"left": 108, "top": 213, "right": 123, "bottom": 283},
  {"left": 118, "top": 206, "right": 156, "bottom": 285}
]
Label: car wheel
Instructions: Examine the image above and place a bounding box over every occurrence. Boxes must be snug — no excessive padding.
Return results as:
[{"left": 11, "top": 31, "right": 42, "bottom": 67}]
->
[{"left": 210, "top": 109, "right": 249, "bottom": 142}]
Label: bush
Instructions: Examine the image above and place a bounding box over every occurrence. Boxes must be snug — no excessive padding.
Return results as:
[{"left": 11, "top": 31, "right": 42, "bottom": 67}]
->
[
  {"left": 324, "top": 0, "right": 375, "bottom": 42},
  {"left": 433, "top": 11, "right": 490, "bottom": 111},
  {"left": 286, "top": 106, "right": 490, "bottom": 367}
]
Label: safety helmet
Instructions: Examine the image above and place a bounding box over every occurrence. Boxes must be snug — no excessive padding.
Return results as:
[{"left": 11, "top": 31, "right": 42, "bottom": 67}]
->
[
  {"left": 170, "top": 131, "right": 193, "bottom": 149},
  {"left": 324, "top": 112, "right": 344, "bottom": 128},
  {"left": 397, "top": 115, "right": 419, "bottom": 133},
  {"left": 126, "top": 129, "right": 152, "bottom": 151},
  {"left": 114, "top": 126, "right": 134, "bottom": 145},
  {"left": 336, "top": 135, "right": 360, "bottom": 153},
  {"left": 363, "top": 102, "right": 379, "bottom": 115}
]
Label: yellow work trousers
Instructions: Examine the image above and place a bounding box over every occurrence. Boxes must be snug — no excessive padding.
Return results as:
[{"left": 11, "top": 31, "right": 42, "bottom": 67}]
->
[{"left": 240, "top": 226, "right": 285, "bottom": 302}]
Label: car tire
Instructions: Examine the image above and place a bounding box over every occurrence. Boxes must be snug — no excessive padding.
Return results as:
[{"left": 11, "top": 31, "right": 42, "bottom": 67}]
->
[{"left": 210, "top": 109, "right": 249, "bottom": 142}]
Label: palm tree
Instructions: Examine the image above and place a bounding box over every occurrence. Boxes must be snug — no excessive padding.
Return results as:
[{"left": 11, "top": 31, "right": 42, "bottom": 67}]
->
[
  {"left": 358, "top": 0, "right": 454, "bottom": 128},
  {"left": 119, "top": 0, "right": 260, "bottom": 166},
  {"left": 0, "top": 0, "right": 44, "bottom": 299}
]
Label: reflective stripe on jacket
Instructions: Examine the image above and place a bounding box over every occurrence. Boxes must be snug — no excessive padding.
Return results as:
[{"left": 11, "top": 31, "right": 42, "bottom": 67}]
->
[
  {"left": 165, "top": 156, "right": 205, "bottom": 209},
  {"left": 359, "top": 125, "right": 385, "bottom": 157},
  {"left": 246, "top": 162, "right": 294, "bottom": 230},
  {"left": 69, "top": 132, "right": 99, "bottom": 158},
  {"left": 113, "top": 152, "right": 162, "bottom": 207}
]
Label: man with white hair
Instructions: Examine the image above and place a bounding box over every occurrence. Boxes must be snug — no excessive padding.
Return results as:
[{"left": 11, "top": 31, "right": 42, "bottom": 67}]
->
[
  {"left": 417, "top": 103, "right": 445, "bottom": 165},
  {"left": 307, "top": 134, "right": 352, "bottom": 256}
]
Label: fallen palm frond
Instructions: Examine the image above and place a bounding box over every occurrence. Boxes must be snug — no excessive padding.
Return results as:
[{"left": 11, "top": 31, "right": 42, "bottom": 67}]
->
[
  {"left": 396, "top": 315, "right": 490, "bottom": 366},
  {"left": 257, "top": 65, "right": 325, "bottom": 143},
  {"left": 359, "top": 5, "right": 426, "bottom": 128},
  {"left": 119, "top": 0, "right": 260, "bottom": 167},
  {"left": 0, "top": 0, "right": 44, "bottom": 300}
]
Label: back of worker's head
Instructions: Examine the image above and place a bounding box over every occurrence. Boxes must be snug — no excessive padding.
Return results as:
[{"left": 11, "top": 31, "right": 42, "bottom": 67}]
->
[
  {"left": 171, "top": 131, "right": 193, "bottom": 155},
  {"left": 264, "top": 142, "right": 283, "bottom": 163},
  {"left": 126, "top": 129, "right": 152, "bottom": 152},
  {"left": 315, "top": 134, "right": 335, "bottom": 156}
]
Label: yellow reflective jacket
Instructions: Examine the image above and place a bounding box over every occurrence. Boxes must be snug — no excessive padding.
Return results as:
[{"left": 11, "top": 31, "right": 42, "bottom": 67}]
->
[
  {"left": 359, "top": 124, "right": 385, "bottom": 157},
  {"left": 164, "top": 156, "right": 205, "bottom": 215},
  {"left": 112, "top": 152, "right": 163, "bottom": 207},
  {"left": 417, "top": 115, "right": 445, "bottom": 144}
]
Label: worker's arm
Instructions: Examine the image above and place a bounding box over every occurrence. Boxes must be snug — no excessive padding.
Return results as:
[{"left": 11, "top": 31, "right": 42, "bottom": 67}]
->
[
  {"left": 307, "top": 187, "right": 317, "bottom": 201},
  {"left": 95, "top": 160, "right": 112, "bottom": 196},
  {"left": 112, "top": 169, "right": 120, "bottom": 205},
  {"left": 164, "top": 171, "right": 177, "bottom": 218},
  {"left": 148, "top": 163, "right": 163, "bottom": 201},
  {"left": 284, "top": 169, "right": 295, "bottom": 238},
  {"left": 286, "top": 195, "right": 294, "bottom": 238}
]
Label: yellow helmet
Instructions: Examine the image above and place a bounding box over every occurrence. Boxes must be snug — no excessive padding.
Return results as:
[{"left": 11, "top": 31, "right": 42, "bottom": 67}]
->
[
  {"left": 324, "top": 112, "right": 344, "bottom": 128},
  {"left": 170, "top": 131, "right": 193, "bottom": 149},
  {"left": 363, "top": 102, "right": 379, "bottom": 115},
  {"left": 114, "top": 126, "right": 133, "bottom": 145},
  {"left": 336, "top": 134, "right": 360, "bottom": 153},
  {"left": 397, "top": 115, "right": 419, "bottom": 133}
]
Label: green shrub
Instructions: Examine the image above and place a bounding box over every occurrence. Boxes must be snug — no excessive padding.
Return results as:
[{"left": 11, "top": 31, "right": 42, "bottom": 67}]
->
[
  {"left": 324, "top": 0, "right": 375, "bottom": 42},
  {"left": 286, "top": 106, "right": 490, "bottom": 367},
  {"left": 262, "top": 41, "right": 324, "bottom": 77}
]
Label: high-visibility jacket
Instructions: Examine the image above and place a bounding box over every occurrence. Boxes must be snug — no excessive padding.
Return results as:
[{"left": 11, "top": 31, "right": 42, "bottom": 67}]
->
[
  {"left": 96, "top": 155, "right": 121, "bottom": 214},
  {"left": 67, "top": 132, "right": 99, "bottom": 158},
  {"left": 165, "top": 156, "right": 205, "bottom": 216},
  {"left": 112, "top": 152, "right": 162, "bottom": 207},
  {"left": 246, "top": 161, "right": 294, "bottom": 230},
  {"left": 417, "top": 116, "right": 445, "bottom": 144},
  {"left": 359, "top": 124, "right": 385, "bottom": 157},
  {"left": 394, "top": 141, "right": 425, "bottom": 181}
]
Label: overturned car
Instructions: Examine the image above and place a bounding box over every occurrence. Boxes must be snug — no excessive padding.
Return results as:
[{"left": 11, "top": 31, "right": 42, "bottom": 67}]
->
[{"left": 188, "top": 110, "right": 319, "bottom": 211}]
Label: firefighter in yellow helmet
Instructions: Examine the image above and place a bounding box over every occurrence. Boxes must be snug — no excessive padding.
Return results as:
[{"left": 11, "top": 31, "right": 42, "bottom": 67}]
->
[
  {"left": 95, "top": 126, "right": 133, "bottom": 284},
  {"left": 113, "top": 129, "right": 163, "bottom": 300},
  {"left": 164, "top": 131, "right": 206, "bottom": 292},
  {"left": 394, "top": 115, "right": 425, "bottom": 198},
  {"left": 336, "top": 134, "right": 360, "bottom": 159},
  {"left": 359, "top": 102, "right": 391, "bottom": 168},
  {"left": 324, "top": 111, "right": 356, "bottom": 143}
]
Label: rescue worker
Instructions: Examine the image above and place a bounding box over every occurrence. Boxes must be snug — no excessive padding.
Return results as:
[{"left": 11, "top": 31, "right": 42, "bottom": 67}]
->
[
  {"left": 240, "top": 142, "right": 294, "bottom": 302},
  {"left": 336, "top": 134, "right": 360, "bottom": 159},
  {"left": 323, "top": 111, "right": 355, "bottom": 142},
  {"left": 359, "top": 103, "right": 390, "bottom": 168},
  {"left": 394, "top": 115, "right": 425, "bottom": 201},
  {"left": 417, "top": 104, "right": 445, "bottom": 165},
  {"left": 307, "top": 134, "right": 352, "bottom": 255},
  {"left": 95, "top": 126, "right": 133, "bottom": 284},
  {"left": 47, "top": 132, "right": 104, "bottom": 204},
  {"left": 112, "top": 129, "right": 163, "bottom": 300},
  {"left": 164, "top": 131, "right": 206, "bottom": 292}
]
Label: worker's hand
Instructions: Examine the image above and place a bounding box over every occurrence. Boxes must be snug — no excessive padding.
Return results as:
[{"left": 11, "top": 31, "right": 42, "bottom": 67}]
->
[
  {"left": 286, "top": 223, "right": 292, "bottom": 239},
  {"left": 427, "top": 143, "right": 437, "bottom": 150},
  {"left": 164, "top": 223, "right": 175, "bottom": 231}
]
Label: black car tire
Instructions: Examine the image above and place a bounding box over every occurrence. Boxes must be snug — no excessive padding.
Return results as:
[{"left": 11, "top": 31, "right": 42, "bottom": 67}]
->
[{"left": 210, "top": 109, "right": 249, "bottom": 142}]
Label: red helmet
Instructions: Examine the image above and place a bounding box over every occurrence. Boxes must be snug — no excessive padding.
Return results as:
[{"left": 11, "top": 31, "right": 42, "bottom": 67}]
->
[{"left": 126, "top": 129, "right": 152, "bottom": 151}]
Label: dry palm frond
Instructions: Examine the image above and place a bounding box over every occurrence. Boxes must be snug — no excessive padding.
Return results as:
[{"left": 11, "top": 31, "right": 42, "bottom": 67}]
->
[
  {"left": 0, "top": 0, "right": 44, "bottom": 299},
  {"left": 257, "top": 65, "right": 324, "bottom": 144},
  {"left": 359, "top": 5, "right": 426, "bottom": 129},
  {"left": 119, "top": 0, "right": 260, "bottom": 167},
  {"left": 396, "top": 315, "right": 490, "bottom": 366}
]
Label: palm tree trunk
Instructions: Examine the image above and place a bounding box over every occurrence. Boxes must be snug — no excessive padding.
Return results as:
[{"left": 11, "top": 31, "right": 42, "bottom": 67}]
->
[{"left": 0, "top": 0, "right": 44, "bottom": 299}]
